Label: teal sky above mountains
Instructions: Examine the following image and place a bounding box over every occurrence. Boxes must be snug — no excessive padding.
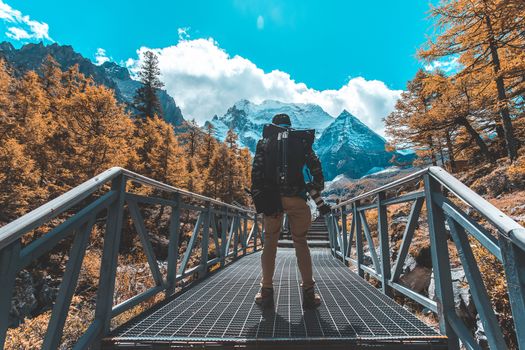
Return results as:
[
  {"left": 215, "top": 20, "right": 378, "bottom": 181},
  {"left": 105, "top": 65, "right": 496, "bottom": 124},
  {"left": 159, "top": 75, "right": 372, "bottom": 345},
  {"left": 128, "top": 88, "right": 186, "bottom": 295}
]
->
[{"left": 0, "top": 0, "right": 437, "bottom": 133}]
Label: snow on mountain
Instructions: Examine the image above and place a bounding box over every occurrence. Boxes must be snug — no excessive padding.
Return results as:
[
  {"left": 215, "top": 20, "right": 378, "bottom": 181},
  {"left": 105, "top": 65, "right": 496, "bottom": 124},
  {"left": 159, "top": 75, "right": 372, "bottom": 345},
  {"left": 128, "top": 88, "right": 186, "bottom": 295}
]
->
[
  {"left": 315, "top": 110, "right": 396, "bottom": 180},
  {"left": 206, "top": 99, "right": 334, "bottom": 152},
  {"left": 207, "top": 100, "right": 415, "bottom": 181}
]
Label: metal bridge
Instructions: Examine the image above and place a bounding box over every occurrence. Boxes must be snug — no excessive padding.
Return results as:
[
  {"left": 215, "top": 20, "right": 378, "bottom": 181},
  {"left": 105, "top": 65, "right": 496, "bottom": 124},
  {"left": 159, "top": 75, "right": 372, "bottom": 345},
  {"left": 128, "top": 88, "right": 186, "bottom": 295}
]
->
[{"left": 0, "top": 166, "right": 524, "bottom": 349}]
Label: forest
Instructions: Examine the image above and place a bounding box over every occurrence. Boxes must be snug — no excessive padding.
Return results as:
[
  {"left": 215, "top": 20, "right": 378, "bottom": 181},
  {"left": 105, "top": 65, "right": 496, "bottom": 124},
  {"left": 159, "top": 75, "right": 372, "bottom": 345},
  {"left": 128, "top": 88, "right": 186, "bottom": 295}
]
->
[
  {"left": 386, "top": 0, "right": 525, "bottom": 177},
  {"left": 0, "top": 51, "right": 253, "bottom": 226}
]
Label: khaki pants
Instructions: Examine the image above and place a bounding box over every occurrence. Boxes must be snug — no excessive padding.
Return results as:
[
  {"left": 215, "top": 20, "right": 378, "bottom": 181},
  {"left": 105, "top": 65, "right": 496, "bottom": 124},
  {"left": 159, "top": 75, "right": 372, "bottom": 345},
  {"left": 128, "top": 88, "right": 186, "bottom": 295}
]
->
[{"left": 261, "top": 196, "right": 315, "bottom": 290}]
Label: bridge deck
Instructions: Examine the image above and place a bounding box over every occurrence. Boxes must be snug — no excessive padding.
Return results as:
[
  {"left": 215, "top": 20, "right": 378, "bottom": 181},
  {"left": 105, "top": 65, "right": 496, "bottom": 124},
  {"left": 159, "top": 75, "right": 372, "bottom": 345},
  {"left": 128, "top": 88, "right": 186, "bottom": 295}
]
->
[{"left": 105, "top": 249, "right": 446, "bottom": 349}]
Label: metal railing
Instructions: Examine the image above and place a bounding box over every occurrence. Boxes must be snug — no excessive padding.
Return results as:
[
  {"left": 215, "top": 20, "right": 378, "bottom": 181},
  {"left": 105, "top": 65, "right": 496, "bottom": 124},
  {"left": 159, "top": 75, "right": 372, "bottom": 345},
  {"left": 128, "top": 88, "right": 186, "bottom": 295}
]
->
[
  {"left": 325, "top": 166, "right": 525, "bottom": 350},
  {"left": 0, "top": 167, "right": 262, "bottom": 350}
]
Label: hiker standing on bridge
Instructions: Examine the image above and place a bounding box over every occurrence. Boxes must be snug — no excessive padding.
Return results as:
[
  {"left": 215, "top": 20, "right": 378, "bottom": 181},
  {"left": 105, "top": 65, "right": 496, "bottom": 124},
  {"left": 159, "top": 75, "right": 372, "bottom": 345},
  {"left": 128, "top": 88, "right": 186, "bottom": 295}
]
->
[{"left": 251, "top": 113, "right": 324, "bottom": 309}]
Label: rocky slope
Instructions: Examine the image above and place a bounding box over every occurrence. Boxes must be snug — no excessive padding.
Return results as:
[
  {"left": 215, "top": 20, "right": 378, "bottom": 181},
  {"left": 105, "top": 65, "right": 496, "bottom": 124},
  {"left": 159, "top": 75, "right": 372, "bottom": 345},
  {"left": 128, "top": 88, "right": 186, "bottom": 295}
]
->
[{"left": 0, "top": 41, "right": 184, "bottom": 126}]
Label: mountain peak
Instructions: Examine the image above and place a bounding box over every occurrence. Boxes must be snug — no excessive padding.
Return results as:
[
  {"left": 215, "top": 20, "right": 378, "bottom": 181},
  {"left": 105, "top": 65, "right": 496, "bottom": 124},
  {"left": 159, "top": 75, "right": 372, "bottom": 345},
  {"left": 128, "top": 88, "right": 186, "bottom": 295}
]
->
[
  {"left": 0, "top": 41, "right": 14, "bottom": 52},
  {"left": 209, "top": 99, "right": 335, "bottom": 153},
  {"left": 0, "top": 41, "right": 185, "bottom": 126}
]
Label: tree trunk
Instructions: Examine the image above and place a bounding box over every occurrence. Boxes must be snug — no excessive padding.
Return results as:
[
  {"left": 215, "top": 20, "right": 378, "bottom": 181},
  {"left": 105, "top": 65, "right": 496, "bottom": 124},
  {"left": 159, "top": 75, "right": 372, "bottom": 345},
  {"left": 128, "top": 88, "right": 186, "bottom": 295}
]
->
[
  {"left": 445, "top": 131, "right": 457, "bottom": 173},
  {"left": 437, "top": 137, "right": 446, "bottom": 167},
  {"left": 484, "top": 13, "right": 518, "bottom": 161},
  {"left": 427, "top": 135, "right": 437, "bottom": 166},
  {"left": 457, "top": 116, "right": 494, "bottom": 163}
]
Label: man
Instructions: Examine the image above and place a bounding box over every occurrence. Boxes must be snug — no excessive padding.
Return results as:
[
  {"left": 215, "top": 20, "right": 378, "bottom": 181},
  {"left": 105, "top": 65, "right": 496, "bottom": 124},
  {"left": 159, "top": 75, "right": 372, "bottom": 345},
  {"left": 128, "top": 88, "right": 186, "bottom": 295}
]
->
[{"left": 251, "top": 113, "right": 324, "bottom": 309}]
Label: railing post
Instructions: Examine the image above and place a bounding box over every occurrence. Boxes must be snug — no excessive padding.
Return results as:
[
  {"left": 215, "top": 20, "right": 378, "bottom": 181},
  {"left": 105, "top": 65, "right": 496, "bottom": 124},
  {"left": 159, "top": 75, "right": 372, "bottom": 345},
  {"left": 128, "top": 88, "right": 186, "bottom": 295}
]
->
[
  {"left": 261, "top": 214, "right": 265, "bottom": 246},
  {"left": 243, "top": 216, "right": 248, "bottom": 256},
  {"left": 220, "top": 208, "right": 228, "bottom": 267},
  {"left": 253, "top": 214, "right": 259, "bottom": 252},
  {"left": 378, "top": 192, "right": 392, "bottom": 297},
  {"left": 341, "top": 205, "right": 349, "bottom": 266},
  {"left": 166, "top": 193, "right": 181, "bottom": 295},
  {"left": 326, "top": 214, "right": 335, "bottom": 256},
  {"left": 233, "top": 214, "right": 239, "bottom": 259},
  {"left": 93, "top": 174, "right": 126, "bottom": 347},
  {"left": 354, "top": 201, "right": 364, "bottom": 278},
  {"left": 200, "top": 204, "right": 212, "bottom": 278},
  {"left": 499, "top": 231, "right": 525, "bottom": 348},
  {"left": 0, "top": 239, "right": 21, "bottom": 350},
  {"left": 424, "top": 174, "right": 459, "bottom": 349}
]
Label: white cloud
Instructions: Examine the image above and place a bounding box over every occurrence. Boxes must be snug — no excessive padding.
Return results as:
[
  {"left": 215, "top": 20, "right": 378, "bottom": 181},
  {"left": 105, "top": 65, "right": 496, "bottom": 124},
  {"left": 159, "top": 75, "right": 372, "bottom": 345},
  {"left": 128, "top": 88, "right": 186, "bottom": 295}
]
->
[
  {"left": 94, "top": 48, "right": 110, "bottom": 65},
  {"left": 0, "top": 0, "right": 52, "bottom": 41},
  {"left": 256, "top": 15, "right": 264, "bottom": 30},
  {"left": 130, "top": 37, "right": 401, "bottom": 135},
  {"left": 177, "top": 27, "right": 190, "bottom": 41},
  {"left": 424, "top": 56, "right": 460, "bottom": 73},
  {"left": 6, "top": 26, "right": 29, "bottom": 40}
]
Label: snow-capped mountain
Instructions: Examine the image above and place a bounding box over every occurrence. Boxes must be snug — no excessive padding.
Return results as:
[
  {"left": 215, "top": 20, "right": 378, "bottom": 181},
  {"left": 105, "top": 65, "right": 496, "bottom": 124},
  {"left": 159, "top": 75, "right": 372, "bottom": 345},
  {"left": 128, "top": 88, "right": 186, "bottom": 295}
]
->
[
  {"left": 206, "top": 99, "right": 334, "bottom": 152},
  {"left": 208, "top": 100, "right": 414, "bottom": 181},
  {"left": 315, "top": 110, "right": 396, "bottom": 179}
]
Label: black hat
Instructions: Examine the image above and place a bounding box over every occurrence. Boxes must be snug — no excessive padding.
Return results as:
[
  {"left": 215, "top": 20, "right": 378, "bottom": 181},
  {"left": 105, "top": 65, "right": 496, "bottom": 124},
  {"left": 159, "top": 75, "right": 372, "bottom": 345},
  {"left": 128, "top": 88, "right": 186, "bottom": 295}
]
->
[{"left": 272, "top": 113, "right": 291, "bottom": 126}]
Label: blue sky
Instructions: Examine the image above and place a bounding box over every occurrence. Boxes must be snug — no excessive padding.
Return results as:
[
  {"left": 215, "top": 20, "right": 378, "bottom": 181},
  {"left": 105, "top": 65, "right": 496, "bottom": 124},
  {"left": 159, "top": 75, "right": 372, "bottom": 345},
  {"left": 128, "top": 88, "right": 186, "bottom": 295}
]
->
[{"left": 0, "top": 0, "right": 438, "bottom": 133}]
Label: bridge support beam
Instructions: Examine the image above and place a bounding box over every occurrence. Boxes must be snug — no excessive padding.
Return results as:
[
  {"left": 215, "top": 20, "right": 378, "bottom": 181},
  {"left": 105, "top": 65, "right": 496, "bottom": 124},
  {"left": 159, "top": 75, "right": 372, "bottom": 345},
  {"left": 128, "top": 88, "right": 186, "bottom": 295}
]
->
[
  {"left": 500, "top": 231, "right": 525, "bottom": 349},
  {"left": 166, "top": 193, "right": 181, "bottom": 296},
  {"left": 0, "top": 240, "right": 20, "bottom": 350},
  {"left": 378, "top": 193, "right": 392, "bottom": 297},
  {"left": 424, "top": 174, "right": 460, "bottom": 350},
  {"left": 354, "top": 201, "right": 364, "bottom": 278},
  {"left": 341, "top": 205, "right": 349, "bottom": 266},
  {"left": 92, "top": 175, "right": 126, "bottom": 349}
]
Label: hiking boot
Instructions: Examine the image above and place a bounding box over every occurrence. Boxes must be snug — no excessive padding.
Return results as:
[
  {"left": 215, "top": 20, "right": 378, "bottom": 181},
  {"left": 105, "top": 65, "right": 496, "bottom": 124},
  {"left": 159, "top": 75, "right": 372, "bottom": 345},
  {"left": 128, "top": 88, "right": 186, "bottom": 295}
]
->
[
  {"left": 302, "top": 287, "right": 321, "bottom": 309},
  {"left": 255, "top": 287, "right": 274, "bottom": 308}
]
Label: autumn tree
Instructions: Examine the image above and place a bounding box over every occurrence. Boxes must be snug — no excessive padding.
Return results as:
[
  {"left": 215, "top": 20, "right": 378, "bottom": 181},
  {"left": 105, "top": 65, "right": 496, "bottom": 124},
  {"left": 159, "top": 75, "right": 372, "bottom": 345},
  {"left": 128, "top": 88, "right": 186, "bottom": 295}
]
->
[
  {"left": 134, "top": 50, "right": 164, "bottom": 120},
  {"left": 62, "top": 83, "right": 136, "bottom": 181},
  {"left": 420, "top": 0, "right": 525, "bottom": 161},
  {"left": 137, "top": 116, "right": 187, "bottom": 188},
  {"left": 199, "top": 123, "right": 217, "bottom": 171},
  {"left": 385, "top": 70, "right": 441, "bottom": 165},
  {"left": 204, "top": 143, "right": 230, "bottom": 201}
]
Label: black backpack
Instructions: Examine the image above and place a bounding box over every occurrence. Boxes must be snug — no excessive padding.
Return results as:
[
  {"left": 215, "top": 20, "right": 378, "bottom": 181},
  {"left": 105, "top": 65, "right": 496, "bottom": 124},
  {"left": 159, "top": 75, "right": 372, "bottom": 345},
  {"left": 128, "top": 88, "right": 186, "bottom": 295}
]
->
[{"left": 261, "top": 124, "right": 315, "bottom": 189}]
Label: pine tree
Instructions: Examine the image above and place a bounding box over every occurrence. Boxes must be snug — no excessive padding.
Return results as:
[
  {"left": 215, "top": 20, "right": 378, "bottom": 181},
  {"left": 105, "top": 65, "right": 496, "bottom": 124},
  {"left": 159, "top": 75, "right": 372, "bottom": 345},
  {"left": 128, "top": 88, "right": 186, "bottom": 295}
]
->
[
  {"left": 204, "top": 143, "right": 230, "bottom": 200},
  {"left": 0, "top": 59, "right": 14, "bottom": 139},
  {"left": 0, "top": 139, "right": 42, "bottom": 221},
  {"left": 62, "top": 84, "right": 136, "bottom": 181},
  {"left": 419, "top": 0, "right": 525, "bottom": 161},
  {"left": 199, "top": 123, "right": 217, "bottom": 170},
  {"left": 137, "top": 116, "right": 187, "bottom": 188},
  {"left": 12, "top": 71, "right": 54, "bottom": 189},
  {"left": 133, "top": 50, "right": 164, "bottom": 120}
]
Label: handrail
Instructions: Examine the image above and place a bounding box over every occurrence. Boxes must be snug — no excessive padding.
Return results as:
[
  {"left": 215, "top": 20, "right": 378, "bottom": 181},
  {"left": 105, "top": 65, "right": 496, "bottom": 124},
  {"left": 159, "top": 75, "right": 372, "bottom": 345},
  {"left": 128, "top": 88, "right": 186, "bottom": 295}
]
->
[
  {"left": 325, "top": 166, "right": 525, "bottom": 349},
  {"left": 428, "top": 166, "right": 525, "bottom": 249},
  {"left": 0, "top": 167, "right": 261, "bottom": 349},
  {"left": 332, "top": 166, "right": 525, "bottom": 250},
  {"left": 120, "top": 168, "right": 255, "bottom": 213},
  {"left": 332, "top": 167, "right": 428, "bottom": 209},
  {"left": 0, "top": 167, "right": 254, "bottom": 251}
]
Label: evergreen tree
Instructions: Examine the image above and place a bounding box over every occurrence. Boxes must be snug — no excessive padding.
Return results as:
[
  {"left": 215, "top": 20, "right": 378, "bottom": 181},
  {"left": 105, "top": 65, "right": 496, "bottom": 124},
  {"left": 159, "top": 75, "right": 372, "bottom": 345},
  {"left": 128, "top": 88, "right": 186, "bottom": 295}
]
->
[
  {"left": 199, "top": 123, "right": 217, "bottom": 170},
  {"left": 0, "top": 59, "right": 14, "bottom": 139},
  {"left": 204, "top": 143, "right": 230, "bottom": 200},
  {"left": 62, "top": 84, "right": 136, "bottom": 181},
  {"left": 137, "top": 116, "right": 187, "bottom": 188},
  {"left": 133, "top": 50, "right": 164, "bottom": 120},
  {"left": 419, "top": 0, "right": 525, "bottom": 161}
]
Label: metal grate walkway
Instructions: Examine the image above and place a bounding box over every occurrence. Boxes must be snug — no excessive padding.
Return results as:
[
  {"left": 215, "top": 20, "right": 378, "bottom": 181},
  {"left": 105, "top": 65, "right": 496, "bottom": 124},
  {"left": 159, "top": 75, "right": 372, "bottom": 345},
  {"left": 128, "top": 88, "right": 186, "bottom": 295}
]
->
[{"left": 105, "top": 249, "right": 446, "bottom": 349}]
